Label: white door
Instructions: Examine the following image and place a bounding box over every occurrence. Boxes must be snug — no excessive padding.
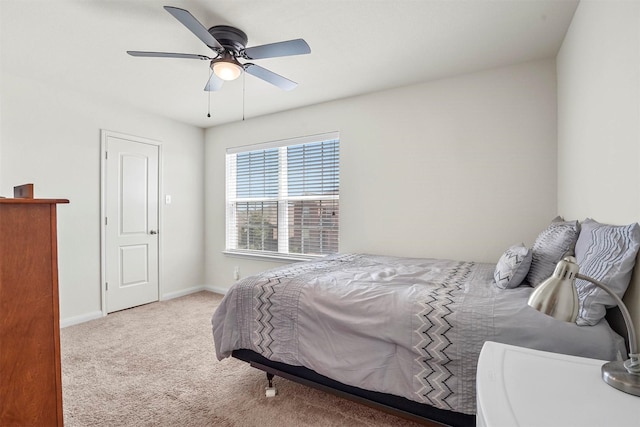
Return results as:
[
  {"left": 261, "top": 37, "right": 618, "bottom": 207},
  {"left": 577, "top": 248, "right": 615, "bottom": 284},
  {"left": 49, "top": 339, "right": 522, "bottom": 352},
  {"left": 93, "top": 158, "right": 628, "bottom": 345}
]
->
[{"left": 103, "top": 132, "right": 160, "bottom": 313}]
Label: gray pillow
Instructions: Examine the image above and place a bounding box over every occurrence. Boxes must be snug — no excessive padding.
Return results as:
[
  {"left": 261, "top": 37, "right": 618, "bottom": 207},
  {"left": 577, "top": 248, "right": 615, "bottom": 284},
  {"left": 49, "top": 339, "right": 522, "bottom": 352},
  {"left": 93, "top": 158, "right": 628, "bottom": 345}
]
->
[
  {"left": 574, "top": 219, "right": 640, "bottom": 326},
  {"left": 494, "top": 244, "right": 532, "bottom": 289},
  {"left": 526, "top": 217, "right": 580, "bottom": 287}
]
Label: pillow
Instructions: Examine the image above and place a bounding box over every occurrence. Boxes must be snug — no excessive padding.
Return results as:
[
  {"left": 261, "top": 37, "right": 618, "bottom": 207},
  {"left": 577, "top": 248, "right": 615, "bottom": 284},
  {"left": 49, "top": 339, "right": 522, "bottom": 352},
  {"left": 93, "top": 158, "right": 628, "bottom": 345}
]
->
[
  {"left": 574, "top": 219, "right": 640, "bottom": 326},
  {"left": 494, "top": 244, "right": 532, "bottom": 289},
  {"left": 526, "top": 217, "right": 580, "bottom": 287}
]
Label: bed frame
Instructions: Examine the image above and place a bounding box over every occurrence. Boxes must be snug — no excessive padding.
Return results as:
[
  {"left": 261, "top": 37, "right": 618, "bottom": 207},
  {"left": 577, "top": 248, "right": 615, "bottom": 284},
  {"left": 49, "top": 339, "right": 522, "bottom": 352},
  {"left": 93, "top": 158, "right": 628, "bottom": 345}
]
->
[
  {"left": 232, "top": 349, "right": 473, "bottom": 426},
  {"left": 231, "top": 252, "right": 640, "bottom": 427}
]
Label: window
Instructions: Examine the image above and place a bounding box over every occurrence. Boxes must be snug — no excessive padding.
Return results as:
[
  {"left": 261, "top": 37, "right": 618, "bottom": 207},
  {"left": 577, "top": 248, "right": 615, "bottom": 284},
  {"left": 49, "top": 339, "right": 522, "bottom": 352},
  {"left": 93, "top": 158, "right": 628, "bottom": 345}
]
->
[{"left": 226, "top": 132, "right": 340, "bottom": 259}]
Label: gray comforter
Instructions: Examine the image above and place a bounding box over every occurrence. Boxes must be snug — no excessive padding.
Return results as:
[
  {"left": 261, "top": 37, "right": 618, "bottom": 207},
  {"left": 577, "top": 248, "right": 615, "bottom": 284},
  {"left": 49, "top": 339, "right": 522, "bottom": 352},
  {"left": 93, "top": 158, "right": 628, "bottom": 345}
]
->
[{"left": 212, "top": 253, "right": 625, "bottom": 415}]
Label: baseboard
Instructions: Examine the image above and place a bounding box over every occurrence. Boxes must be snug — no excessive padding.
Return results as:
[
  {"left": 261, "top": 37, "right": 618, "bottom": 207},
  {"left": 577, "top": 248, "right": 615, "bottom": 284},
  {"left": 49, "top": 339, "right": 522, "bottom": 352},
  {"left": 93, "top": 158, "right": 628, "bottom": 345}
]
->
[
  {"left": 60, "top": 286, "right": 227, "bottom": 328},
  {"left": 203, "top": 284, "right": 228, "bottom": 295},
  {"left": 162, "top": 285, "right": 228, "bottom": 299},
  {"left": 161, "top": 285, "right": 209, "bottom": 301},
  {"left": 60, "top": 310, "right": 104, "bottom": 328}
]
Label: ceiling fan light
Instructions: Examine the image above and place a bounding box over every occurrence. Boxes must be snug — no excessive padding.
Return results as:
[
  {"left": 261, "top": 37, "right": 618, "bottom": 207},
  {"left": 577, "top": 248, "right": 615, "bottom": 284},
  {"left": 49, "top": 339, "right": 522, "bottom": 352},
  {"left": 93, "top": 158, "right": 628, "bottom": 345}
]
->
[{"left": 213, "top": 61, "right": 243, "bottom": 81}]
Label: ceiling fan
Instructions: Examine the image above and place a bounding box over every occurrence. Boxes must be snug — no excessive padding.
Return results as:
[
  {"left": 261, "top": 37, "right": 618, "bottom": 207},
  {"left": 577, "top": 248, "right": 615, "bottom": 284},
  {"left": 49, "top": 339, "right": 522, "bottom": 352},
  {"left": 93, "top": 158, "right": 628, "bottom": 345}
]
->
[{"left": 127, "top": 6, "right": 311, "bottom": 92}]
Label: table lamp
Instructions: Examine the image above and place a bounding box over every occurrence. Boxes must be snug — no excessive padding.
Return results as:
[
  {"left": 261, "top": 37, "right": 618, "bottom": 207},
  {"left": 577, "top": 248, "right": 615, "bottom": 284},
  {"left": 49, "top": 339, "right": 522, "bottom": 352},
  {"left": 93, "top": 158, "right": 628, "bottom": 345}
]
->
[{"left": 528, "top": 256, "right": 640, "bottom": 396}]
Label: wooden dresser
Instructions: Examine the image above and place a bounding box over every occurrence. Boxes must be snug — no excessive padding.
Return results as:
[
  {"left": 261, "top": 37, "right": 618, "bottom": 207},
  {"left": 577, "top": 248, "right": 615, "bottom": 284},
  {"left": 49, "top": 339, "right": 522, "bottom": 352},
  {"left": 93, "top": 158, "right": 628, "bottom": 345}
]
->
[{"left": 0, "top": 198, "right": 68, "bottom": 426}]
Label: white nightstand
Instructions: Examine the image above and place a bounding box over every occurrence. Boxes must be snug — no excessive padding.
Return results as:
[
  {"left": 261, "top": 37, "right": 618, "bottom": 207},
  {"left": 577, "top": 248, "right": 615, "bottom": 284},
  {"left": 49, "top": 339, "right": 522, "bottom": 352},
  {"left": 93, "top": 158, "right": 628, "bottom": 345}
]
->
[{"left": 476, "top": 341, "right": 639, "bottom": 427}]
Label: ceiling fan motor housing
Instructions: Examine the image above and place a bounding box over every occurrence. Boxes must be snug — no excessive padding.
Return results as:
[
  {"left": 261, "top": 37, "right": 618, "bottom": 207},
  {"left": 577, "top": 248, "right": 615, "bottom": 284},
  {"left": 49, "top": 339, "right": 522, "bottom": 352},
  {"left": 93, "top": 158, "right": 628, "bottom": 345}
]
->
[{"left": 208, "top": 25, "right": 248, "bottom": 55}]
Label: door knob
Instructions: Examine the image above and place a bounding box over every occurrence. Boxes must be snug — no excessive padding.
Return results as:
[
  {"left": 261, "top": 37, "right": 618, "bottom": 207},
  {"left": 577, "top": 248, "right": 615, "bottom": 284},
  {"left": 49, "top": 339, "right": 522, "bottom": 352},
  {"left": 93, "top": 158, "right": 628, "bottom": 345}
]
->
[{"left": 149, "top": 230, "right": 158, "bottom": 235}]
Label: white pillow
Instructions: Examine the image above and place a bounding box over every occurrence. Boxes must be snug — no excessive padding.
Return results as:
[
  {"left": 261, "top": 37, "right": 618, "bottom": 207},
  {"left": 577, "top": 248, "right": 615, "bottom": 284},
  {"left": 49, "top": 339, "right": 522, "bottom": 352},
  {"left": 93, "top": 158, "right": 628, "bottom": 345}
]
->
[
  {"left": 574, "top": 219, "right": 640, "bottom": 326},
  {"left": 494, "top": 244, "right": 533, "bottom": 289}
]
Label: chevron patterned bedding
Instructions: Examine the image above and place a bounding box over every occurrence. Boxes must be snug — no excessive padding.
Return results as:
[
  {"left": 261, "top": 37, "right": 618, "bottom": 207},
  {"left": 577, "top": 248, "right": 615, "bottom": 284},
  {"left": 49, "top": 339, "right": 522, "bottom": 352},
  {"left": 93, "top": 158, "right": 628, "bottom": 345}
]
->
[{"left": 211, "top": 253, "right": 624, "bottom": 415}]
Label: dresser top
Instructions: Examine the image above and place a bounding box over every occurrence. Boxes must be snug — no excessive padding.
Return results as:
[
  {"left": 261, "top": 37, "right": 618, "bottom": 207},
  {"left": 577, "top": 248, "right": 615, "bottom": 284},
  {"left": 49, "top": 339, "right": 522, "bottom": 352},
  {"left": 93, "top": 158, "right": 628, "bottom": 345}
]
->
[{"left": 0, "top": 198, "right": 69, "bottom": 204}]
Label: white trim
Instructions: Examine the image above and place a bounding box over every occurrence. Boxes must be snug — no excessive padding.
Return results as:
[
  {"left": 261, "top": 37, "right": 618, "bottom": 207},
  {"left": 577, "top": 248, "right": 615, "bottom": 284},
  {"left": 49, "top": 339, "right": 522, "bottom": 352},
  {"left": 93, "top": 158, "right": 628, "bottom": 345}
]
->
[
  {"left": 161, "top": 285, "right": 209, "bottom": 301},
  {"left": 59, "top": 286, "right": 222, "bottom": 328},
  {"left": 223, "top": 250, "right": 320, "bottom": 263},
  {"left": 277, "top": 146, "right": 289, "bottom": 253},
  {"left": 203, "top": 285, "right": 229, "bottom": 295},
  {"left": 60, "top": 311, "right": 104, "bottom": 328},
  {"left": 100, "top": 130, "right": 163, "bottom": 317},
  {"left": 226, "top": 131, "right": 340, "bottom": 154},
  {"left": 225, "top": 153, "right": 237, "bottom": 250}
]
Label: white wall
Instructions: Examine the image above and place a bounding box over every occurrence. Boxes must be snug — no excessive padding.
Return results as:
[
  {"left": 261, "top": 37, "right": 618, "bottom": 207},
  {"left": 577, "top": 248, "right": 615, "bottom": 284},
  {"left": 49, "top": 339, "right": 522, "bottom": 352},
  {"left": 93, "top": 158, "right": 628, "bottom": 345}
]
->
[
  {"left": 0, "top": 2, "right": 3, "bottom": 189},
  {"left": 0, "top": 71, "right": 206, "bottom": 325},
  {"left": 205, "top": 59, "right": 558, "bottom": 292},
  {"left": 557, "top": 0, "right": 640, "bottom": 349},
  {"left": 557, "top": 0, "right": 640, "bottom": 223}
]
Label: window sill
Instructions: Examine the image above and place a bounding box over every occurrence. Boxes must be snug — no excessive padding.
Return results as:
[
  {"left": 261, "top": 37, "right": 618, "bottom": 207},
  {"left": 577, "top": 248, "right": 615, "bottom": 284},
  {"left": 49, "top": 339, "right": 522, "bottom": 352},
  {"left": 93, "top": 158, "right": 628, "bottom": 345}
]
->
[{"left": 222, "top": 250, "right": 324, "bottom": 263}]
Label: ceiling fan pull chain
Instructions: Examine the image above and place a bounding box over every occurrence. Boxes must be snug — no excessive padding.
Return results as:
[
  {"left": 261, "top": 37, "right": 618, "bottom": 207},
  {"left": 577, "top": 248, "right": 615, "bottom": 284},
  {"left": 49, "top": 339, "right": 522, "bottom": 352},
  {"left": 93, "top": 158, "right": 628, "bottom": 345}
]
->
[
  {"left": 242, "top": 72, "right": 246, "bottom": 121},
  {"left": 207, "top": 69, "right": 212, "bottom": 118}
]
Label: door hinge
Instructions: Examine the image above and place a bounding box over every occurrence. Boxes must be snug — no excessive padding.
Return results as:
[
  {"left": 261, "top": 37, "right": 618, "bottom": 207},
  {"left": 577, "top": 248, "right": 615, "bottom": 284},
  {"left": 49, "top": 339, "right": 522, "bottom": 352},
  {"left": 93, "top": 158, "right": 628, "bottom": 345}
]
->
[
  {"left": 105, "top": 217, "right": 108, "bottom": 225},
  {"left": 105, "top": 282, "right": 109, "bottom": 291},
  {"left": 105, "top": 151, "right": 108, "bottom": 159}
]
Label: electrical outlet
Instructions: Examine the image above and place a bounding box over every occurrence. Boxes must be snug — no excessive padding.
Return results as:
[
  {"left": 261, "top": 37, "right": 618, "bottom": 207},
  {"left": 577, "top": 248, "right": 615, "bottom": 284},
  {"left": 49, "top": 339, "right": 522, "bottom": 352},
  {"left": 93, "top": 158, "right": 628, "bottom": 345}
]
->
[{"left": 234, "top": 266, "right": 240, "bottom": 280}]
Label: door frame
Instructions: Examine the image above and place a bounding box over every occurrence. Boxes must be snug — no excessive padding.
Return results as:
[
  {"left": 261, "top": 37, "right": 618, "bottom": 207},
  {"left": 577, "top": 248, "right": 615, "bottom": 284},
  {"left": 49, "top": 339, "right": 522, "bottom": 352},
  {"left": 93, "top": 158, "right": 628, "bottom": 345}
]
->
[{"left": 100, "top": 129, "right": 163, "bottom": 317}]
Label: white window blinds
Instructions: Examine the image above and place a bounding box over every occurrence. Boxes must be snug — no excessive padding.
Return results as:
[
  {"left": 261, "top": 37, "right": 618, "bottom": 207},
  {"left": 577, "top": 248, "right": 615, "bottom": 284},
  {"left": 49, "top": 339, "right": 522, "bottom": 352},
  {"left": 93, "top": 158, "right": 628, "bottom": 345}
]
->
[{"left": 226, "top": 132, "right": 339, "bottom": 258}]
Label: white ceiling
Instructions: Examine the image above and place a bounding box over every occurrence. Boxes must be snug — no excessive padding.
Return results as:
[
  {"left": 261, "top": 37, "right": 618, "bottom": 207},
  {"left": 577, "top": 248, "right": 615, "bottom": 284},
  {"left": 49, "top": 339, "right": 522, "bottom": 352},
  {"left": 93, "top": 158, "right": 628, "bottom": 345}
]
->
[{"left": 1, "top": 0, "right": 578, "bottom": 129}]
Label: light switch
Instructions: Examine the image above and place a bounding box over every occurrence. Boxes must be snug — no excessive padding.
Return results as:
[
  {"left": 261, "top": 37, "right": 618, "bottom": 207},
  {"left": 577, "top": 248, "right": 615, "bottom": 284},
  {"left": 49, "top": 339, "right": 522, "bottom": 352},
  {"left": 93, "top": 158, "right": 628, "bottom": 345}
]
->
[{"left": 165, "top": 195, "right": 172, "bottom": 205}]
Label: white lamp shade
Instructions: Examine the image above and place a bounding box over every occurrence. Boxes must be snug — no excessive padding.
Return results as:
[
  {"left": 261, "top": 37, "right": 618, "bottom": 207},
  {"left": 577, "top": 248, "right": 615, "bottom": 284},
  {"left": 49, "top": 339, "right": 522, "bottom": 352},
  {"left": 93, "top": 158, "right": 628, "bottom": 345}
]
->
[{"left": 213, "top": 61, "right": 243, "bottom": 81}]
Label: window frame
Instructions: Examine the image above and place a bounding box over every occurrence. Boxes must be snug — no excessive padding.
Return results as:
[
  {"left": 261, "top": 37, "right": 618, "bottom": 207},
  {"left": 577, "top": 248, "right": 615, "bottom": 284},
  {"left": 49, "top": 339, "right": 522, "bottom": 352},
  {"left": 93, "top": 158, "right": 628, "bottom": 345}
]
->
[{"left": 224, "top": 132, "right": 340, "bottom": 261}]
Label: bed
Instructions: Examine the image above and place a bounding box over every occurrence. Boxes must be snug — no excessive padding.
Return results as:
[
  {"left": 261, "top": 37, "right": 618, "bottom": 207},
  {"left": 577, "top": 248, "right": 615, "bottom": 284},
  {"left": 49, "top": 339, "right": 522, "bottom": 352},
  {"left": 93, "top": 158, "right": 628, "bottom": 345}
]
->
[{"left": 211, "top": 219, "right": 640, "bottom": 426}]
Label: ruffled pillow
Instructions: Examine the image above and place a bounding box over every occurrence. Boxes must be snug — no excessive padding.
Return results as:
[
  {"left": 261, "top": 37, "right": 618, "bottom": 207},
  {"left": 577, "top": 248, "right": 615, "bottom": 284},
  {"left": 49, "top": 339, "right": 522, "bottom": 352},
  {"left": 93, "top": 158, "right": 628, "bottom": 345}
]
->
[
  {"left": 574, "top": 219, "right": 640, "bottom": 326},
  {"left": 494, "top": 244, "right": 532, "bottom": 289}
]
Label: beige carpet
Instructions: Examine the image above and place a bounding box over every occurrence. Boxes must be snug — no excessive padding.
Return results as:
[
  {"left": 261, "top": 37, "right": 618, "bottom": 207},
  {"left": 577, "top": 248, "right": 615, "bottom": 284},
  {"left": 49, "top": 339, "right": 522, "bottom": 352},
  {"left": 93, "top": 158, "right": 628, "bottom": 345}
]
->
[{"left": 61, "top": 291, "right": 428, "bottom": 426}]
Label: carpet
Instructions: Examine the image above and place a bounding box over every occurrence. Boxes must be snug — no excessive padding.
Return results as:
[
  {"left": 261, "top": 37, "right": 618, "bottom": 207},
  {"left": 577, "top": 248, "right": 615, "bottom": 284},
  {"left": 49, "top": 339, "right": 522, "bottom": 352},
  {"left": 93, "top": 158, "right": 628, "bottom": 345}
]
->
[{"left": 61, "top": 291, "right": 428, "bottom": 426}]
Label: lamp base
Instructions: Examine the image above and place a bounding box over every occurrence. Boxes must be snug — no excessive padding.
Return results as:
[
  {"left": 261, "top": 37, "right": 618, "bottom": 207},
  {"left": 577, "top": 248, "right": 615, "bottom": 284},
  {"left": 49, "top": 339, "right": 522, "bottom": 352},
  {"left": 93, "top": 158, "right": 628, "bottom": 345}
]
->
[{"left": 601, "top": 360, "right": 640, "bottom": 396}]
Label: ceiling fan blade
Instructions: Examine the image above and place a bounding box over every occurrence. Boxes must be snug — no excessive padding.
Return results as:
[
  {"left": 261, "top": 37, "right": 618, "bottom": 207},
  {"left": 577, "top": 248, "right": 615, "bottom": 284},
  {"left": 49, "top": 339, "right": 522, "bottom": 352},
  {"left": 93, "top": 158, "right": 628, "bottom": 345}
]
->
[
  {"left": 242, "top": 39, "right": 311, "bottom": 60},
  {"left": 163, "top": 6, "right": 223, "bottom": 50},
  {"left": 204, "top": 73, "right": 224, "bottom": 92},
  {"left": 127, "top": 51, "right": 211, "bottom": 60},
  {"left": 244, "top": 63, "right": 297, "bottom": 91}
]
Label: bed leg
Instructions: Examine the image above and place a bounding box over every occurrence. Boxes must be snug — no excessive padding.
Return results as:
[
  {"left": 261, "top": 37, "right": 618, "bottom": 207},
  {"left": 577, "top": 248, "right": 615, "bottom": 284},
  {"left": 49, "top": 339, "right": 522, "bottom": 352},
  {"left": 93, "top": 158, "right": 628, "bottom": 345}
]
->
[{"left": 265, "top": 372, "right": 277, "bottom": 397}]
